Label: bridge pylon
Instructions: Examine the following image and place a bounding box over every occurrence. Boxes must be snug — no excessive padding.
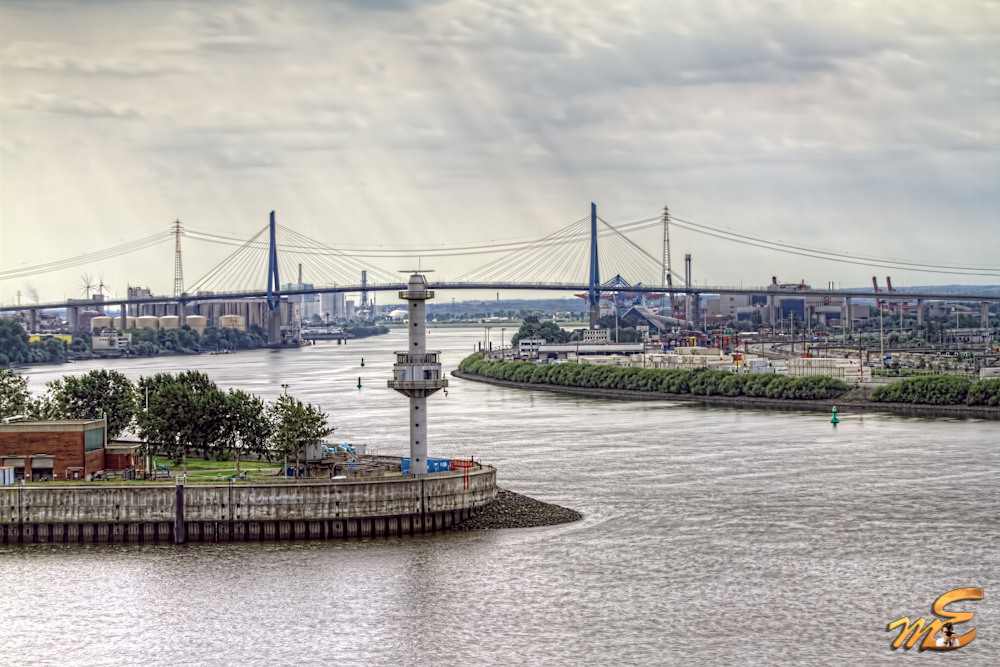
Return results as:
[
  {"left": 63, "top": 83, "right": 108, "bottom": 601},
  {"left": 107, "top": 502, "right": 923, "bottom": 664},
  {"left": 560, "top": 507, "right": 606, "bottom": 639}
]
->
[
  {"left": 588, "top": 202, "right": 600, "bottom": 329},
  {"left": 266, "top": 211, "right": 282, "bottom": 344}
]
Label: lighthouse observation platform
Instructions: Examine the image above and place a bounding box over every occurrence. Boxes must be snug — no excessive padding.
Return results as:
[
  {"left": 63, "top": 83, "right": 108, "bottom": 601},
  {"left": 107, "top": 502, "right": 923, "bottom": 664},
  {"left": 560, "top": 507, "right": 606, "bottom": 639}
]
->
[{"left": 0, "top": 459, "right": 497, "bottom": 545}]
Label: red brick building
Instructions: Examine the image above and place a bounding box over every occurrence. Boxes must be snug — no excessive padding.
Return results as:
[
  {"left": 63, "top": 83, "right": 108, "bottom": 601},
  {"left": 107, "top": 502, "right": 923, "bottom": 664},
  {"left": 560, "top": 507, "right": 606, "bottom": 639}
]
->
[
  {"left": 105, "top": 441, "right": 144, "bottom": 472},
  {"left": 0, "top": 420, "right": 106, "bottom": 481}
]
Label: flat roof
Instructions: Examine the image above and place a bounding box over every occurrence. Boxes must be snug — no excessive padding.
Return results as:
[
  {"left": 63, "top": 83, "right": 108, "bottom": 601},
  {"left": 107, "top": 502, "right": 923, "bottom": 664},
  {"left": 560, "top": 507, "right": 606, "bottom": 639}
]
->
[
  {"left": 0, "top": 420, "right": 104, "bottom": 433},
  {"left": 539, "top": 343, "right": 644, "bottom": 353}
]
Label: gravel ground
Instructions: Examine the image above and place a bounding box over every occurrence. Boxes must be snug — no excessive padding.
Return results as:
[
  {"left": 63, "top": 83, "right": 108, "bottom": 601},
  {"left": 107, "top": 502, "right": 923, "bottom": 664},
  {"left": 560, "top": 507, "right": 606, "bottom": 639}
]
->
[{"left": 453, "top": 488, "right": 583, "bottom": 530}]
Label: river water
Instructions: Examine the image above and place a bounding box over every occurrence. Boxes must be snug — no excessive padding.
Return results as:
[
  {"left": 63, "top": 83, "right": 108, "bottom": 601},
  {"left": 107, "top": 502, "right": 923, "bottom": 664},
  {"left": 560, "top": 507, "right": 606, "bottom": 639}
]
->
[{"left": 1, "top": 328, "right": 997, "bottom": 665}]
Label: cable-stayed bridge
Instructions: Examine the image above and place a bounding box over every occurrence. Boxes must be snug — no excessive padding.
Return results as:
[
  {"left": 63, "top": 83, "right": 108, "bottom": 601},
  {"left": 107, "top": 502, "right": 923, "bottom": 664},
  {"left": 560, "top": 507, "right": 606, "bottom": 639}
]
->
[{"left": 3, "top": 205, "right": 999, "bottom": 339}]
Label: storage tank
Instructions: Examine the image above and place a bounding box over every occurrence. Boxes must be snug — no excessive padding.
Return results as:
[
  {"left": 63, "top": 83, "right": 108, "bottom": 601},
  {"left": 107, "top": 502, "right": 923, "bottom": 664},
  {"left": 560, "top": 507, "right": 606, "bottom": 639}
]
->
[
  {"left": 125, "top": 316, "right": 137, "bottom": 329},
  {"left": 185, "top": 315, "right": 207, "bottom": 335},
  {"left": 90, "top": 316, "right": 114, "bottom": 330},
  {"left": 136, "top": 316, "right": 160, "bottom": 330},
  {"left": 159, "top": 315, "right": 180, "bottom": 330},
  {"left": 218, "top": 314, "right": 246, "bottom": 331}
]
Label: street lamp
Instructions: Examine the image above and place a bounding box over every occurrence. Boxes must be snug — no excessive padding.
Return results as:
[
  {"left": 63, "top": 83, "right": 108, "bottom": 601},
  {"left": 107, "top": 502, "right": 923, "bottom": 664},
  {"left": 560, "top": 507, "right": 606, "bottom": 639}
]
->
[
  {"left": 281, "top": 383, "right": 289, "bottom": 395},
  {"left": 501, "top": 328, "right": 507, "bottom": 361}
]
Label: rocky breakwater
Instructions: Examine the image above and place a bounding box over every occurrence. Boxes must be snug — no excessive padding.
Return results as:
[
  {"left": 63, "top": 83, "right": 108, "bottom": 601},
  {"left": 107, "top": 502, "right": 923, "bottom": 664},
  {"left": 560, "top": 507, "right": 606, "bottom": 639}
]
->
[{"left": 454, "top": 489, "right": 582, "bottom": 530}]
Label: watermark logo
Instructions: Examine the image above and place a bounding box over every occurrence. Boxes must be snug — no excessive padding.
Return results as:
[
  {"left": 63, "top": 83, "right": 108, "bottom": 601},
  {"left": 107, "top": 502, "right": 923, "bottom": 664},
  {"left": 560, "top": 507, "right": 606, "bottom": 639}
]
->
[{"left": 888, "top": 588, "right": 983, "bottom": 651}]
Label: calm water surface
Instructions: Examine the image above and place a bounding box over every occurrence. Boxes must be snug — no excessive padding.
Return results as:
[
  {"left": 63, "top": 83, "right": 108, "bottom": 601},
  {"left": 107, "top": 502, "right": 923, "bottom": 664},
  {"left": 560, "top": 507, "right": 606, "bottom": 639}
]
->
[{"left": 1, "top": 328, "right": 997, "bottom": 665}]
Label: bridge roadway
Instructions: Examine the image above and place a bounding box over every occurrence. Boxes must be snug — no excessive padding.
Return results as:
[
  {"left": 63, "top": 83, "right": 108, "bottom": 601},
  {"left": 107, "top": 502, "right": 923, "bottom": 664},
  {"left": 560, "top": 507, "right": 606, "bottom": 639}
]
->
[{"left": 2, "top": 282, "right": 999, "bottom": 313}]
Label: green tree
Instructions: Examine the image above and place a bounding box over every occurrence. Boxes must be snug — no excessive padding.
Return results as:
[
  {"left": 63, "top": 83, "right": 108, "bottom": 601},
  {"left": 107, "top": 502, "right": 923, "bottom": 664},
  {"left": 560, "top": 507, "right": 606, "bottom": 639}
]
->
[
  {"left": 137, "top": 381, "right": 198, "bottom": 471},
  {"left": 0, "top": 319, "right": 31, "bottom": 366},
  {"left": 269, "top": 395, "right": 335, "bottom": 477},
  {"left": 510, "top": 315, "right": 571, "bottom": 346},
  {"left": 136, "top": 371, "right": 228, "bottom": 471},
  {"left": 0, "top": 368, "right": 30, "bottom": 418},
  {"left": 43, "top": 369, "right": 137, "bottom": 439},
  {"left": 221, "top": 390, "right": 274, "bottom": 473}
]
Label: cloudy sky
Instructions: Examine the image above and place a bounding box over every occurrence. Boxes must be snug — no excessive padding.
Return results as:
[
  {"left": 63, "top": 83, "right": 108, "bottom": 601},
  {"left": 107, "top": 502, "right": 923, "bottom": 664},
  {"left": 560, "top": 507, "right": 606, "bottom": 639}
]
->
[{"left": 1, "top": 0, "right": 998, "bottom": 305}]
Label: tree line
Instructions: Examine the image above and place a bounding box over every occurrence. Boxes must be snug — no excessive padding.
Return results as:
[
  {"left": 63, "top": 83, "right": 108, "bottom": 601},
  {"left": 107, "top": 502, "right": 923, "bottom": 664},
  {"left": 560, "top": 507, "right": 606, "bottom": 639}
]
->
[
  {"left": 458, "top": 353, "right": 849, "bottom": 400},
  {"left": 871, "top": 376, "right": 1000, "bottom": 406},
  {"left": 0, "top": 368, "right": 332, "bottom": 473},
  {"left": 0, "top": 318, "right": 270, "bottom": 367}
]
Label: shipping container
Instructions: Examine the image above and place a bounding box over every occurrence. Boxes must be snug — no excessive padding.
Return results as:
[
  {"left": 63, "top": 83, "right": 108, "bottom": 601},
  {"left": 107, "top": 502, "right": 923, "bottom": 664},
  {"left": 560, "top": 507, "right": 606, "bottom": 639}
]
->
[
  {"left": 401, "top": 457, "right": 452, "bottom": 474},
  {"left": 0, "top": 466, "right": 13, "bottom": 486}
]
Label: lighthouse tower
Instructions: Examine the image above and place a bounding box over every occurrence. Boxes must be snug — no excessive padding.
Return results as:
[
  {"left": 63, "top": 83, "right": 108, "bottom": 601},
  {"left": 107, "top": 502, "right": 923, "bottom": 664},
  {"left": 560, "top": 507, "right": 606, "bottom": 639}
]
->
[{"left": 388, "top": 272, "right": 448, "bottom": 475}]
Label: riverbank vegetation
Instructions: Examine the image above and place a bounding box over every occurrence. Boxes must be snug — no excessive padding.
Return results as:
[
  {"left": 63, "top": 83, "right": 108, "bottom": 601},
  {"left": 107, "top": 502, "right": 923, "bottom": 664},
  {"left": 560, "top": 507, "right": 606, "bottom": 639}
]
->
[
  {"left": 457, "top": 353, "right": 849, "bottom": 400},
  {"left": 342, "top": 323, "right": 390, "bottom": 339},
  {"left": 870, "top": 376, "right": 1000, "bottom": 406},
  {"left": 0, "top": 318, "right": 269, "bottom": 367},
  {"left": 0, "top": 368, "right": 333, "bottom": 471}
]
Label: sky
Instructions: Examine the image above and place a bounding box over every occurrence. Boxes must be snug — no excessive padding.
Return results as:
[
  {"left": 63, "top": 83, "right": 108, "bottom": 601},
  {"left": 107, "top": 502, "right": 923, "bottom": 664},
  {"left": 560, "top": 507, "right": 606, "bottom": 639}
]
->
[{"left": 1, "top": 0, "right": 998, "bottom": 306}]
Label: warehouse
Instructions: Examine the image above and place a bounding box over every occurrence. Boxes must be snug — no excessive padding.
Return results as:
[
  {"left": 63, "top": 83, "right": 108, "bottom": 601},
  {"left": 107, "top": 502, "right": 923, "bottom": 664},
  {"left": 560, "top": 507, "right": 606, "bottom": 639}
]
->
[{"left": 0, "top": 420, "right": 106, "bottom": 482}]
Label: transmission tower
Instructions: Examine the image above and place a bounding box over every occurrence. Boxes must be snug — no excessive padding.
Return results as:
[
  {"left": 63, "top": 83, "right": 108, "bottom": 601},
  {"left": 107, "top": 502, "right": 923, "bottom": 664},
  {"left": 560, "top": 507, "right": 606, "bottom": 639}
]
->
[
  {"left": 661, "top": 205, "right": 675, "bottom": 316},
  {"left": 172, "top": 219, "right": 184, "bottom": 297}
]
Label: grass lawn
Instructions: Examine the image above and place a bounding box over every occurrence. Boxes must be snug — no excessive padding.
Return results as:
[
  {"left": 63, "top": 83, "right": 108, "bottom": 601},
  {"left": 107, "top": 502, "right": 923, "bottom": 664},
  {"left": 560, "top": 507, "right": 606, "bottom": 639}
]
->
[
  {"left": 152, "top": 456, "right": 281, "bottom": 471},
  {"left": 185, "top": 468, "right": 276, "bottom": 480}
]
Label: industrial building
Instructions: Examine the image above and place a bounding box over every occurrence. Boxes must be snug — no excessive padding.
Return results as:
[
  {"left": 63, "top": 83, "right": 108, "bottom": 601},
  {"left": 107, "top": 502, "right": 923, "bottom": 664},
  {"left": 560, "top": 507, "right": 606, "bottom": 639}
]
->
[
  {"left": 0, "top": 420, "right": 107, "bottom": 482},
  {"left": 537, "top": 342, "right": 645, "bottom": 362}
]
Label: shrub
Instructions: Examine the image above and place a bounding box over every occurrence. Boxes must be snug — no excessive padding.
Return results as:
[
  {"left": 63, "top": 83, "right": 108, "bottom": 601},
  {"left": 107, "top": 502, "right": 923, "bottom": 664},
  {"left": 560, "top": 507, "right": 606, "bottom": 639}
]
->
[
  {"left": 870, "top": 376, "right": 972, "bottom": 405},
  {"left": 455, "top": 354, "right": 849, "bottom": 401},
  {"left": 965, "top": 378, "right": 1000, "bottom": 407},
  {"left": 659, "top": 370, "right": 692, "bottom": 394},
  {"left": 458, "top": 353, "right": 485, "bottom": 373},
  {"left": 783, "top": 376, "right": 849, "bottom": 400},
  {"left": 689, "top": 369, "right": 729, "bottom": 396},
  {"left": 764, "top": 376, "right": 795, "bottom": 398},
  {"left": 743, "top": 374, "right": 778, "bottom": 397}
]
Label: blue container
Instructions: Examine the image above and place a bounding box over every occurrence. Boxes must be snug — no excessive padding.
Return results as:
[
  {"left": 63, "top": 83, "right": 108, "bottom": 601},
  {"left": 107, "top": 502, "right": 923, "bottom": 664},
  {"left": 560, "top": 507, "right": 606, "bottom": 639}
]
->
[{"left": 402, "top": 458, "right": 451, "bottom": 474}]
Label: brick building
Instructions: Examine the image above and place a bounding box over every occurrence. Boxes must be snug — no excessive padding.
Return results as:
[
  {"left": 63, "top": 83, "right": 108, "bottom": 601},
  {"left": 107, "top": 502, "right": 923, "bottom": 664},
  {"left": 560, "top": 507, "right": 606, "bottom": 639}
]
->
[
  {"left": 0, "top": 420, "right": 106, "bottom": 482},
  {"left": 105, "top": 441, "right": 144, "bottom": 472}
]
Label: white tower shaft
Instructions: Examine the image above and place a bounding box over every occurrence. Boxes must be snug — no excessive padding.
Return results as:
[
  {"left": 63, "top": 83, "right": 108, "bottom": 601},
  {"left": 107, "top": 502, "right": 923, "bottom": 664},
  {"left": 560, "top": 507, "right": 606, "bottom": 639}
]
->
[{"left": 388, "top": 273, "right": 447, "bottom": 476}]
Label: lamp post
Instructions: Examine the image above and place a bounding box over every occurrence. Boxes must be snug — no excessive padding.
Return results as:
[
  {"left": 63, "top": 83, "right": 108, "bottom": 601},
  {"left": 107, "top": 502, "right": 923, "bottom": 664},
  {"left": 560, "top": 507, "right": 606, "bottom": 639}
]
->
[
  {"left": 281, "top": 383, "right": 289, "bottom": 395},
  {"left": 501, "top": 328, "right": 506, "bottom": 361}
]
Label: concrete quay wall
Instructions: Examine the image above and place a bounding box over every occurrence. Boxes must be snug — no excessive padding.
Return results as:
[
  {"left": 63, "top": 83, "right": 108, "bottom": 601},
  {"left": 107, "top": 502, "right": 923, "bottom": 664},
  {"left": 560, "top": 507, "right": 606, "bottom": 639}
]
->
[{"left": 0, "top": 465, "right": 497, "bottom": 545}]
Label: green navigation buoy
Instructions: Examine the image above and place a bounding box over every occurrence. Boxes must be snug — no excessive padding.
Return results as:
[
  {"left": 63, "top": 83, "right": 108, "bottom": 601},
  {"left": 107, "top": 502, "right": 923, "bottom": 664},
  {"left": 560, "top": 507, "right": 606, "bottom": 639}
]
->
[
  {"left": 361, "top": 358, "right": 365, "bottom": 367},
  {"left": 831, "top": 406, "right": 840, "bottom": 425},
  {"left": 357, "top": 377, "right": 362, "bottom": 389}
]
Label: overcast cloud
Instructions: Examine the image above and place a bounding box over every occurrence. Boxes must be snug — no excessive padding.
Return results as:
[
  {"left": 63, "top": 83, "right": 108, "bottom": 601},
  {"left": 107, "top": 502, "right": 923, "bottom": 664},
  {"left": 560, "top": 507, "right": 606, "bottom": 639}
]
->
[{"left": 1, "top": 0, "right": 998, "bottom": 303}]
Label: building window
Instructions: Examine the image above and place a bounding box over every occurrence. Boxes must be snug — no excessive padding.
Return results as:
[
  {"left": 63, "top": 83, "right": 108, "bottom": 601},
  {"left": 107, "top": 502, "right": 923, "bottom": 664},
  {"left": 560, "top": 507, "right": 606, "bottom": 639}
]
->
[{"left": 84, "top": 428, "right": 105, "bottom": 453}]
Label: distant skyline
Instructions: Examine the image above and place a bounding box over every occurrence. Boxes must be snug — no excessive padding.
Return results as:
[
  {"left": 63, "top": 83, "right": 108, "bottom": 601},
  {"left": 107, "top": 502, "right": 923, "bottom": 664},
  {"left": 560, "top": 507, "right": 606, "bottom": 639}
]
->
[{"left": 2, "top": 1, "right": 998, "bottom": 305}]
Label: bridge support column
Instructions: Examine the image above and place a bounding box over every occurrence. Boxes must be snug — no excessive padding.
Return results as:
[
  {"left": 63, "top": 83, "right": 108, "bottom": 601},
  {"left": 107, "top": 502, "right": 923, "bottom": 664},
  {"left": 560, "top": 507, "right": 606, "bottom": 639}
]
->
[
  {"left": 982, "top": 302, "right": 990, "bottom": 328},
  {"left": 120, "top": 305, "right": 128, "bottom": 330},
  {"left": 29, "top": 309, "right": 37, "bottom": 334},
  {"left": 587, "top": 202, "right": 600, "bottom": 330},
  {"left": 267, "top": 310, "right": 281, "bottom": 344},
  {"left": 845, "top": 297, "right": 852, "bottom": 332},
  {"left": 916, "top": 299, "right": 924, "bottom": 327},
  {"left": 177, "top": 300, "right": 186, "bottom": 328},
  {"left": 691, "top": 292, "right": 702, "bottom": 331},
  {"left": 265, "top": 210, "right": 282, "bottom": 345}
]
